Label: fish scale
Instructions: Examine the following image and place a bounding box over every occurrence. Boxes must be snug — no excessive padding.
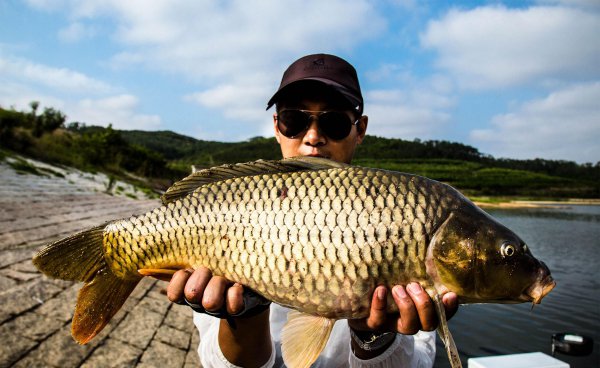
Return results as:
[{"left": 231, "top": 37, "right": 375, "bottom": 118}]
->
[
  {"left": 104, "top": 166, "right": 456, "bottom": 317},
  {"left": 33, "top": 157, "right": 555, "bottom": 368}
]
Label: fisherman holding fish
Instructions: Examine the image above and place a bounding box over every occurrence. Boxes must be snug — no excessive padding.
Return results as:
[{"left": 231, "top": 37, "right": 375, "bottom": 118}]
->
[
  {"left": 34, "top": 53, "right": 555, "bottom": 368},
  {"left": 166, "top": 54, "right": 459, "bottom": 367}
]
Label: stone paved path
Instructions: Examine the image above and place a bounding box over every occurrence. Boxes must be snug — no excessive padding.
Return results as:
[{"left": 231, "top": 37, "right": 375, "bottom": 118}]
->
[{"left": 0, "top": 157, "right": 202, "bottom": 368}]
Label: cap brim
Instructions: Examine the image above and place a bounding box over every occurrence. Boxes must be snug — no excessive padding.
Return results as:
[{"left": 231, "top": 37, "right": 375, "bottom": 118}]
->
[{"left": 266, "top": 78, "right": 362, "bottom": 112}]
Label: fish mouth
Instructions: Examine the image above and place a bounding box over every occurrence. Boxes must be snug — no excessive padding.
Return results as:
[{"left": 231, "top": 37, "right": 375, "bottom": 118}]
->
[{"left": 524, "top": 275, "right": 556, "bottom": 304}]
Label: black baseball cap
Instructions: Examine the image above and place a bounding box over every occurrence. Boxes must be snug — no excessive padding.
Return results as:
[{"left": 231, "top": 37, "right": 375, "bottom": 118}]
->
[{"left": 266, "top": 53, "right": 364, "bottom": 115}]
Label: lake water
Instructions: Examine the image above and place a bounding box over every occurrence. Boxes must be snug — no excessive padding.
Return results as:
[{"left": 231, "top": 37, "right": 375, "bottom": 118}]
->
[{"left": 433, "top": 204, "right": 600, "bottom": 368}]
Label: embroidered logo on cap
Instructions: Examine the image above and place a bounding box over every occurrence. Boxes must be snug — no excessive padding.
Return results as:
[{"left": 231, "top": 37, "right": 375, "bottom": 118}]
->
[
  {"left": 313, "top": 58, "right": 325, "bottom": 66},
  {"left": 306, "top": 57, "right": 331, "bottom": 71}
]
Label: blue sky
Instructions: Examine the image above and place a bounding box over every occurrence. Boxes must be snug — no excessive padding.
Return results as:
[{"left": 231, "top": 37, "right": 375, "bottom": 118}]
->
[{"left": 1, "top": 0, "right": 598, "bottom": 163}]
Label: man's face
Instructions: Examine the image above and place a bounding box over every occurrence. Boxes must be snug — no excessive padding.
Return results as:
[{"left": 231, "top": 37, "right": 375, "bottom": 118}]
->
[{"left": 273, "top": 90, "right": 368, "bottom": 164}]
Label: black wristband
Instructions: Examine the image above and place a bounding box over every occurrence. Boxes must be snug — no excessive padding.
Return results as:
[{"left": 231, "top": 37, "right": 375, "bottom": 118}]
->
[
  {"left": 231, "top": 288, "right": 272, "bottom": 318},
  {"left": 179, "top": 288, "right": 271, "bottom": 319},
  {"left": 350, "top": 328, "right": 396, "bottom": 352}
]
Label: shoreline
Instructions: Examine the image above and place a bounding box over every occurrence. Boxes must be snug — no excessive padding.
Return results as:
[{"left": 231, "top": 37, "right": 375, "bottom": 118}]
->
[{"left": 473, "top": 198, "right": 600, "bottom": 209}]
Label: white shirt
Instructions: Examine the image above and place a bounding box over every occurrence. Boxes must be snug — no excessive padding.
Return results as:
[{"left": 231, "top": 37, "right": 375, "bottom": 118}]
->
[{"left": 194, "top": 304, "right": 436, "bottom": 368}]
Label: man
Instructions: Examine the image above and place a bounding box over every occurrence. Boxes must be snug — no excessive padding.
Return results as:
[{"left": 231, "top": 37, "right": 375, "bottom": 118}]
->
[{"left": 167, "top": 53, "right": 458, "bottom": 367}]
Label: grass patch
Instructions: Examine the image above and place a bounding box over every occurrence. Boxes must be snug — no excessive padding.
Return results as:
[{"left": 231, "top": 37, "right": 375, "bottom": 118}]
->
[
  {"left": 6, "top": 157, "right": 66, "bottom": 178},
  {"left": 8, "top": 158, "right": 46, "bottom": 176},
  {"left": 125, "top": 193, "right": 138, "bottom": 199},
  {"left": 39, "top": 166, "right": 65, "bottom": 178},
  {"left": 140, "top": 187, "right": 160, "bottom": 199},
  {"left": 468, "top": 196, "right": 525, "bottom": 204}
]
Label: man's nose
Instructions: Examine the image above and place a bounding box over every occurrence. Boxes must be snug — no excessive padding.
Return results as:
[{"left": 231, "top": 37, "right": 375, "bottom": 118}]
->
[{"left": 303, "top": 119, "right": 326, "bottom": 145}]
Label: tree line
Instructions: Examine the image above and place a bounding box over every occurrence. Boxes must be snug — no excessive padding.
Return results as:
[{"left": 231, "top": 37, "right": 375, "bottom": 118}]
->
[{"left": 1, "top": 103, "right": 598, "bottom": 196}]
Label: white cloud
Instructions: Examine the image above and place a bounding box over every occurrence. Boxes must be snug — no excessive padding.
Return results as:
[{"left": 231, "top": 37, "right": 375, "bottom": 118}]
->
[
  {"left": 43, "top": 0, "right": 383, "bottom": 79},
  {"left": 364, "top": 88, "right": 453, "bottom": 140},
  {"left": 22, "top": 0, "right": 387, "bottom": 141},
  {"left": 70, "top": 95, "right": 161, "bottom": 130},
  {"left": 420, "top": 5, "right": 600, "bottom": 89},
  {"left": 0, "top": 56, "right": 112, "bottom": 93},
  {"left": 58, "top": 22, "right": 96, "bottom": 43},
  {"left": 185, "top": 87, "right": 265, "bottom": 122},
  {"left": 182, "top": 70, "right": 275, "bottom": 141},
  {"left": 0, "top": 79, "right": 161, "bottom": 131},
  {"left": 0, "top": 81, "right": 65, "bottom": 112},
  {"left": 470, "top": 82, "right": 600, "bottom": 163},
  {"left": 0, "top": 51, "right": 160, "bottom": 131},
  {"left": 34, "top": 0, "right": 384, "bottom": 112},
  {"left": 360, "top": 66, "right": 456, "bottom": 140}
]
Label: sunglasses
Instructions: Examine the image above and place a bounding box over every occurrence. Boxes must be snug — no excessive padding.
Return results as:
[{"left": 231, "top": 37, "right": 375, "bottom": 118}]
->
[{"left": 276, "top": 109, "right": 359, "bottom": 140}]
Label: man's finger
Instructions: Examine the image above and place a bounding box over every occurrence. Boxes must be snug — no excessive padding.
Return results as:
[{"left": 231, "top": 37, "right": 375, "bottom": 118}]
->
[
  {"left": 166, "top": 269, "right": 193, "bottom": 303},
  {"left": 406, "top": 283, "right": 437, "bottom": 331},
  {"left": 348, "top": 286, "right": 389, "bottom": 332},
  {"left": 365, "top": 286, "right": 388, "bottom": 331},
  {"left": 442, "top": 292, "right": 459, "bottom": 320},
  {"left": 202, "top": 276, "right": 228, "bottom": 312},
  {"left": 226, "top": 283, "right": 245, "bottom": 315},
  {"left": 183, "top": 267, "right": 212, "bottom": 304},
  {"left": 392, "top": 285, "right": 419, "bottom": 335}
]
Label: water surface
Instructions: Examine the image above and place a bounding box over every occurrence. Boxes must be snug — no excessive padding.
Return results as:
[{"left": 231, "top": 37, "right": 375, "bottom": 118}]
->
[{"left": 434, "top": 204, "right": 600, "bottom": 367}]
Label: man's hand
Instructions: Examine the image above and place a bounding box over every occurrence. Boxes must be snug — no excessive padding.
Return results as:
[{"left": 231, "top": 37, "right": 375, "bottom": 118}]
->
[
  {"left": 167, "top": 267, "right": 273, "bottom": 368},
  {"left": 166, "top": 267, "right": 247, "bottom": 314},
  {"left": 347, "top": 283, "right": 458, "bottom": 359}
]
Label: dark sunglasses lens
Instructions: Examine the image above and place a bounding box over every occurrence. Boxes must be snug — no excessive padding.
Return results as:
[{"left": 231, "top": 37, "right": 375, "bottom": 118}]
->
[
  {"left": 278, "top": 110, "right": 309, "bottom": 138},
  {"left": 319, "top": 112, "right": 353, "bottom": 140}
]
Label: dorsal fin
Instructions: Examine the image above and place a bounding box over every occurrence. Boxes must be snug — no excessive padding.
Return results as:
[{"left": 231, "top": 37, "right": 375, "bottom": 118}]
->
[{"left": 161, "top": 156, "right": 348, "bottom": 204}]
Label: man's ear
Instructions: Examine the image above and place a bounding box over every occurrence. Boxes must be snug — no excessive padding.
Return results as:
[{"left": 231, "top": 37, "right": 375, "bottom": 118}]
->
[{"left": 356, "top": 115, "right": 368, "bottom": 144}]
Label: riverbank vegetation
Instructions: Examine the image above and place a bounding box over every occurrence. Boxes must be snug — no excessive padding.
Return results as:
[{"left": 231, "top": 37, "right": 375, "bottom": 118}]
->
[
  {"left": 1, "top": 103, "right": 598, "bottom": 199},
  {"left": 0, "top": 103, "right": 181, "bottom": 191}
]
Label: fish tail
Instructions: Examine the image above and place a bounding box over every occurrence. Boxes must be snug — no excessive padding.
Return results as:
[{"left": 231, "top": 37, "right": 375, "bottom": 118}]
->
[
  {"left": 33, "top": 224, "right": 108, "bottom": 282},
  {"left": 32, "top": 224, "right": 140, "bottom": 344},
  {"left": 71, "top": 267, "right": 138, "bottom": 344}
]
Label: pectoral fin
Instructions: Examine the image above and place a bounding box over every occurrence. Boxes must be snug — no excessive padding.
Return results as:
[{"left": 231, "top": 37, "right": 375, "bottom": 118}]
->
[
  {"left": 281, "top": 310, "right": 335, "bottom": 368},
  {"left": 138, "top": 268, "right": 178, "bottom": 282},
  {"left": 434, "top": 294, "right": 462, "bottom": 368}
]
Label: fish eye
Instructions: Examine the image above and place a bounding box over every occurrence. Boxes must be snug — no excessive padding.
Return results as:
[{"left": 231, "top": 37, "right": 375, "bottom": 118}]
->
[{"left": 500, "top": 243, "right": 516, "bottom": 257}]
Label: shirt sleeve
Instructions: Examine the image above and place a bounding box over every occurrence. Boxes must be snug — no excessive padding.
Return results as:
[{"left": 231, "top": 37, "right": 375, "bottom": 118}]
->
[
  {"left": 193, "top": 312, "right": 277, "bottom": 368},
  {"left": 348, "top": 330, "right": 436, "bottom": 368}
]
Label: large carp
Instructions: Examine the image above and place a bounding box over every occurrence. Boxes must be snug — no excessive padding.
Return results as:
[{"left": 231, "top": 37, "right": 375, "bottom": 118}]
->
[{"left": 33, "top": 157, "right": 555, "bottom": 368}]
